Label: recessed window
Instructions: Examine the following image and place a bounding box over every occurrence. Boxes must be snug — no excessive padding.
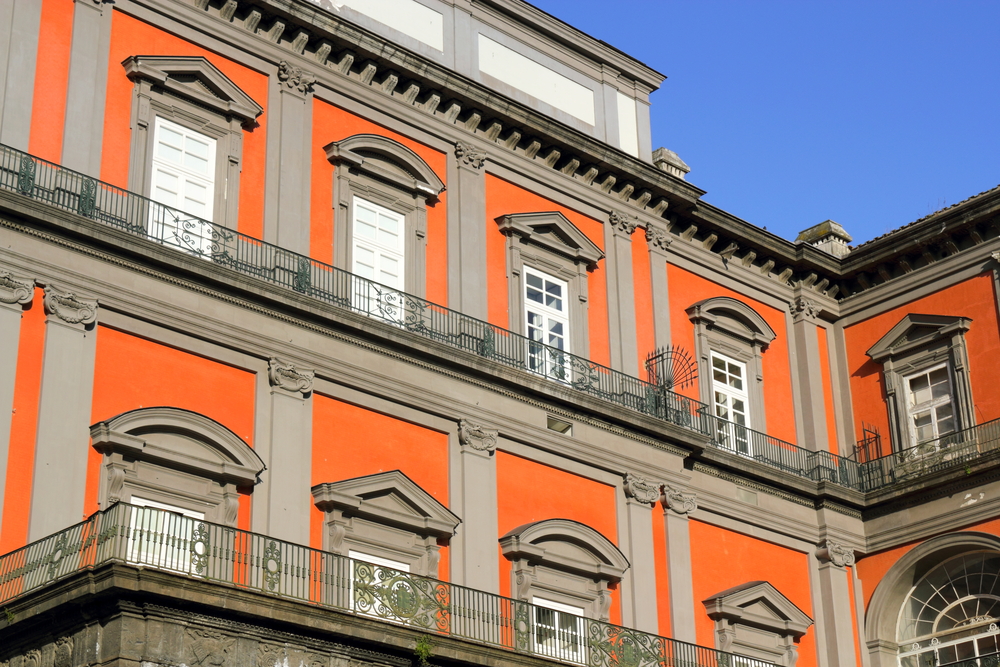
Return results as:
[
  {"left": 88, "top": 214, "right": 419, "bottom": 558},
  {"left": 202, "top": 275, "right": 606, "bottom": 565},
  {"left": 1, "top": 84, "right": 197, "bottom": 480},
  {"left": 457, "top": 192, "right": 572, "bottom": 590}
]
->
[
  {"left": 532, "top": 597, "right": 585, "bottom": 663},
  {"left": 352, "top": 196, "right": 406, "bottom": 320},
  {"left": 711, "top": 352, "right": 751, "bottom": 454},
  {"left": 904, "top": 364, "right": 956, "bottom": 446},
  {"left": 547, "top": 416, "right": 573, "bottom": 435},
  {"left": 149, "top": 117, "right": 216, "bottom": 255},
  {"left": 524, "top": 266, "right": 570, "bottom": 378}
]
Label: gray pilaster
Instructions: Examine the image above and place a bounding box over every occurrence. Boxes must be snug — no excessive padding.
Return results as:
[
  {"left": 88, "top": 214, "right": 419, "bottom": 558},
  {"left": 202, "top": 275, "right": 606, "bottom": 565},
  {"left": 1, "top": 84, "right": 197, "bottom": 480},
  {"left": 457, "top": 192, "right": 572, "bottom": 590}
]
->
[
  {"left": 815, "top": 540, "right": 860, "bottom": 667},
  {"left": 61, "top": 0, "right": 113, "bottom": 175},
  {"left": 599, "top": 81, "right": 618, "bottom": 146},
  {"left": 621, "top": 473, "right": 660, "bottom": 633},
  {"left": 662, "top": 484, "right": 697, "bottom": 644},
  {"left": 448, "top": 142, "right": 488, "bottom": 319},
  {"left": 645, "top": 221, "right": 672, "bottom": 350},
  {"left": 28, "top": 286, "right": 98, "bottom": 541},
  {"left": 0, "top": 0, "right": 43, "bottom": 150},
  {"left": 790, "top": 295, "right": 830, "bottom": 451},
  {"left": 605, "top": 211, "right": 639, "bottom": 375},
  {"left": 451, "top": 418, "right": 499, "bottom": 592},
  {"left": 263, "top": 358, "right": 314, "bottom": 545},
  {"left": 0, "top": 270, "right": 34, "bottom": 539},
  {"left": 452, "top": 0, "right": 474, "bottom": 77},
  {"left": 250, "top": 363, "right": 273, "bottom": 535},
  {"left": 265, "top": 62, "right": 315, "bottom": 254}
]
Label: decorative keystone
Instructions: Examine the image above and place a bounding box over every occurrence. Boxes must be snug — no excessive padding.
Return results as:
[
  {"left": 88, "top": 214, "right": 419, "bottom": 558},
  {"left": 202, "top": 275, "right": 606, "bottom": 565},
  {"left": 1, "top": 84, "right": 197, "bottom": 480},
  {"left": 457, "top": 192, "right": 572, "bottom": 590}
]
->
[
  {"left": 816, "top": 539, "right": 856, "bottom": 567},
  {"left": 0, "top": 270, "right": 33, "bottom": 305},
  {"left": 268, "top": 357, "right": 314, "bottom": 395},
  {"left": 664, "top": 484, "right": 697, "bottom": 515},
  {"left": 645, "top": 225, "right": 673, "bottom": 252},
  {"left": 623, "top": 473, "right": 661, "bottom": 504},
  {"left": 43, "top": 286, "right": 97, "bottom": 325},
  {"left": 277, "top": 61, "right": 316, "bottom": 94},
  {"left": 609, "top": 211, "right": 637, "bottom": 237},
  {"left": 455, "top": 141, "right": 487, "bottom": 170},
  {"left": 458, "top": 418, "right": 498, "bottom": 453}
]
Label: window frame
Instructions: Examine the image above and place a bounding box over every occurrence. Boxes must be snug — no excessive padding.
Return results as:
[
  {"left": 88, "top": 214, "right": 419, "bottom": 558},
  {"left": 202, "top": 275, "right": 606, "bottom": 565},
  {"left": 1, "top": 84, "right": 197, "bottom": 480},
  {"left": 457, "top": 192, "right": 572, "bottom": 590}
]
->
[
  {"left": 710, "top": 351, "right": 753, "bottom": 455},
  {"left": 902, "top": 362, "right": 958, "bottom": 447},
  {"left": 531, "top": 596, "right": 587, "bottom": 663},
  {"left": 523, "top": 265, "right": 571, "bottom": 377}
]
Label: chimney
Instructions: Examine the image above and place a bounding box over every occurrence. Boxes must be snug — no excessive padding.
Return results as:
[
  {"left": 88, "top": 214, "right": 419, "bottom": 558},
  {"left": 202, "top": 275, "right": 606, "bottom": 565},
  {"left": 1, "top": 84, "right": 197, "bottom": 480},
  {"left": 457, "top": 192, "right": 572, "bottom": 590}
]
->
[
  {"left": 796, "top": 220, "right": 853, "bottom": 258},
  {"left": 652, "top": 147, "right": 690, "bottom": 180}
]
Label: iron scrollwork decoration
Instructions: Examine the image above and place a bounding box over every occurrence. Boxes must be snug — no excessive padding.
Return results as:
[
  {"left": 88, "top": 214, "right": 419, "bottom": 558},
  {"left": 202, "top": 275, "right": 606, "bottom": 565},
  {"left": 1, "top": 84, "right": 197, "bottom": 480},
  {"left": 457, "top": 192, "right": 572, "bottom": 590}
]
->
[
  {"left": 190, "top": 521, "right": 210, "bottom": 574},
  {"left": 588, "top": 622, "right": 665, "bottom": 667},
  {"left": 263, "top": 540, "right": 282, "bottom": 592},
  {"left": 77, "top": 177, "right": 97, "bottom": 217},
  {"left": 352, "top": 561, "right": 450, "bottom": 633},
  {"left": 17, "top": 154, "right": 34, "bottom": 195},
  {"left": 513, "top": 599, "right": 531, "bottom": 653}
]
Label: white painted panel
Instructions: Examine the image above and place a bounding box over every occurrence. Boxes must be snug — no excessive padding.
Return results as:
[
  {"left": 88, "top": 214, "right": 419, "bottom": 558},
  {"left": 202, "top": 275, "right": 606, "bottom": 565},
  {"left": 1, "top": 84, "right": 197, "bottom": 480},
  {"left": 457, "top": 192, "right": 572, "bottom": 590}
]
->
[
  {"left": 616, "top": 91, "right": 639, "bottom": 157},
  {"left": 478, "top": 34, "right": 595, "bottom": 126},
  {"left": 338, "top": 0, "right": 444, "bottom": 51}
]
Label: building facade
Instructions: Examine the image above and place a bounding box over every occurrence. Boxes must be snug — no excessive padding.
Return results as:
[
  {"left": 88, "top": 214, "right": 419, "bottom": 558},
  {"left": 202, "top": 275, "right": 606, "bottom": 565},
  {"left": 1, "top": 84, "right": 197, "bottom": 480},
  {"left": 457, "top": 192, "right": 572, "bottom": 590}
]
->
[{"left": 0, "top": 1, "right": 999, "bottom": 667}]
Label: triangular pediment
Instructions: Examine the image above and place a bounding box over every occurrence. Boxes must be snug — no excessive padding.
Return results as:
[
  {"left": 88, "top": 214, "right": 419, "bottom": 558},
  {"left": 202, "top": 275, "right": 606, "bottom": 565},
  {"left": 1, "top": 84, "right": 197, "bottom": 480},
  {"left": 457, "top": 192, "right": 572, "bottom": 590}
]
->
[
  {"left": 312, "top": 470, "right": 460, "bottom": 539},
  {"left": 703, "top": 581, "right": 813, "bottom": 638},
  {"left": 496, "top": 212, "right": 604, "bottom": 269},
  {"left": 867, "top": 314, "right": 972, "bottom": 362},
  {"left": 122, "top": 56, "right": 263, "bottom": 124}
]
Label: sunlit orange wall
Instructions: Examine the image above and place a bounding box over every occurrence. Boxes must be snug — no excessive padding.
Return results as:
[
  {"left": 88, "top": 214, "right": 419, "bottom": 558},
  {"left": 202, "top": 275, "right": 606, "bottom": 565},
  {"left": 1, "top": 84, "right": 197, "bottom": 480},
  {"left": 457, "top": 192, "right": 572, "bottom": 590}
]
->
[
  {"left": 843, "top": 273, "right": 1000, "bottom": 453},
  {"left": 855, "top": 517, "right": 1000, "bottom": 610},
  {"left": 0, "top": 290, "right": 46, "bottom": 553},
  {"left": 817, "top": 326, "right": 839, "bottom": 454},
  {"left": 100, "top": 11, "right": 268, "bottom": 237},
  {"left": 310, "top": 394, "right": 450, "bottom": 578},
  {"left": 652, "top": 502, "right": 671, "bottom": 637},
  {"left": 689, "top": 521, "right": 817, "bottom": 667},
  {"left": 87, "top": 327, "right": 256, "bottom": 527},
  {"left": 495, "top": 451, "right": 620, "bottom": 623},
  {"left": 484, "top": 175, "right": 610, "bottom": 366},
  {"left": 310, "top": 100, "right": 448, "bottom": 305},
  {"left": 632, "top": 232, "right": 655, "bottom": 371},
  {"left": 847, "top": 566, "right": 863, "bottom": 666},
  {"left": 28, "top": 0, "right": 73, "bottom": 162},
  {"left": 666, "top": 264, "right": 797, "bottom": 444}
]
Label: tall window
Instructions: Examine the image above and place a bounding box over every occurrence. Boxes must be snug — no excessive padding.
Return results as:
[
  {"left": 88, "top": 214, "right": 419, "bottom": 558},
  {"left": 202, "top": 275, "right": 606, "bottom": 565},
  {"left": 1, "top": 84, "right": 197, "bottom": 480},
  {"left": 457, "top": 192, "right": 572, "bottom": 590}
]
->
[
  {"left": 126, "top": 497, "right": 205, "bottom": 573},
  {"left": 904, "top": 364, "right": 956, "bottom": 446},
  {"left": 149, "top": 118, "right": 217, "bottom": 255},
  {"left": 532, "top": 597, "right": 585, "bottom": 663},
  {"left": 524, "top": 266, "right": 570, "bottom": 378},
  {"left": 712, "top": 352, "right": 751, "bottom": 454},
  {"left": 352, "top": 196, "right": 405, "bottom": 320}
]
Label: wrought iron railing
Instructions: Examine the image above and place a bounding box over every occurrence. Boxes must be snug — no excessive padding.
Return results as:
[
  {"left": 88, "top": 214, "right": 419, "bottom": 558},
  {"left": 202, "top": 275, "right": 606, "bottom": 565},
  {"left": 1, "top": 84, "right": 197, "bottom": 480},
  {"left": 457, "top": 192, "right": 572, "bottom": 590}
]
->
[
  {"left": 0, "top": 143, "right": 707, "bottom": 437},
  {"left": 2, "top": 142, "right": 993, "bottom": 494},
  {"left": 943, "top": 653, "right": 1000, "bottom": 667},
  {"left": 856, "top": 417, "right": 1000, "bottom": 491},
  {"left": 0, "top": 503, "right": 776, "bottom": 667}
]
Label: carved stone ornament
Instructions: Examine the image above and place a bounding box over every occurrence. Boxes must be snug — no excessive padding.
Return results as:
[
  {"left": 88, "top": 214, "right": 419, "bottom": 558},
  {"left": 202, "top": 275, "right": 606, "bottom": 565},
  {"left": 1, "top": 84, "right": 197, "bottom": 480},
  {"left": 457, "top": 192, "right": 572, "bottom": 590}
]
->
[
  {"left": 609, "top": 210, "right": 638, "bottom": 236},
  {"left": 791, "top": 295, "right": 820, "bottom": 320},
  {"left": 816, "top": 539, "right": 856, "bottom": 567},
  {"left": 623, "top": 473, "right": 661, "bottom": 504},
  {"left": 23, "top": 650, "right": 42, "bottom": 667},
  {"left": 53, "top": 637, "right": 73, "bottom": 667},
  {"left": 257, "top": 643, "right": 285, "bottom": 667},
  {"left": 645, "top": 225, "right": 673, "bottom": 251},
  {"left": 454, "top": 141, "right": 487, "bottom": 170},
  {"left": 0, "top": 270, "right": 33, "bottom": 305},
  {"left": 458, "top": 418, "right": 498, "bottom": 453},
  {"left": 277, "top": 60, "right": 316, "bottom": 94},
  {"left": 43, "top": 286, "right": 97, "bottom": 325},
  {"left": 664, "top": 484, "right": 697, "bottom": 515},
  {"left": 992, "top": 250, "right": 1000, "bottom": 264},
  {"left": 268, "top": 357, "right": 315, "bottom": 394},
  {"left": 187, "top": 628, "right": 235, "bottom": 667}
]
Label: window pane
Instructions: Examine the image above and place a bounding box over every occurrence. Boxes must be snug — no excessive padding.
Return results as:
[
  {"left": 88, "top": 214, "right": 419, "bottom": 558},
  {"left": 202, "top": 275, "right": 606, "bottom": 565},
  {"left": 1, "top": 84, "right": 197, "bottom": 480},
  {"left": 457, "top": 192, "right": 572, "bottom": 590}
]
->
[
  {"left": 909, "top": 374, "right": 931, "bottom": 406},
  {"left": 527, "top": 284, "right": 544, "bottom": 304},
  {"left": 527, "top": 273, "right": 544, "bottom": 289}
]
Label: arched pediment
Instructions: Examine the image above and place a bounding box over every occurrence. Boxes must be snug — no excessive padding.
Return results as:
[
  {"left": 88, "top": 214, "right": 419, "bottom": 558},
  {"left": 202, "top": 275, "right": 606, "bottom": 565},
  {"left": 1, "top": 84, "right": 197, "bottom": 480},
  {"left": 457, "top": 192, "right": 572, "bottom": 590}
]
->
[
  {"left": 324, "top": 134, "right": 445, "bottom": 200},
  {"left": 122, "top": 56, "right": 263, "bottom": 124},
  {"left": 496, "top": 212, "right": 604, "bottom": 270},
  {"left": 499, "top": 518, "right": 629, "bottom": 582},
  {"left": 312, "top": 470, "right": 460, "bottom": 539},
  {"left": 867, "top": 313, "right": 972, "bottom": 363},
  {"left": 687, "top": 296, "right": 776, "bottom": 346},
  {"left": 90, "top": 406, "right": 264, "bottom": 487}
]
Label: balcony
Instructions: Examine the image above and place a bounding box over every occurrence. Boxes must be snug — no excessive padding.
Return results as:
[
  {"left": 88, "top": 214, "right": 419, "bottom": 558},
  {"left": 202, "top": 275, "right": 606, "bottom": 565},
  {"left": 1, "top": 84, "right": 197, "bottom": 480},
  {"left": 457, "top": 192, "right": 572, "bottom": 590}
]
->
[
  {"left": 0, "top": 143, "right": 993, "bottom": 496},
  {"left": 0, "top": 502, "right": 775, "bottom": 667}
]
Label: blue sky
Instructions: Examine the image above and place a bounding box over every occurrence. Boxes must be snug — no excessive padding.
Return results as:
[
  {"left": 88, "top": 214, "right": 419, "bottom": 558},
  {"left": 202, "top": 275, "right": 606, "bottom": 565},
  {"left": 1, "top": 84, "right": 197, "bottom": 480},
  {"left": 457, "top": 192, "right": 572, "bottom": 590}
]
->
[{"left": 529, "top": 0, "right": 1000, "bottom": 245}]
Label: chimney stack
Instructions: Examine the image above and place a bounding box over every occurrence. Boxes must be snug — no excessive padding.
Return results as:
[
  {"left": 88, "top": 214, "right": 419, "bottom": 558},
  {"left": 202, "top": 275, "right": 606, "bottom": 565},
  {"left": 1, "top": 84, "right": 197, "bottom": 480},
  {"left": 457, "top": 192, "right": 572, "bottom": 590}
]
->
[
  {"left": 652, "top": 147, "right": 690, "bottom": 180},
  {"left": 796, "top": 220, "right": 852, "bottom": 258}
]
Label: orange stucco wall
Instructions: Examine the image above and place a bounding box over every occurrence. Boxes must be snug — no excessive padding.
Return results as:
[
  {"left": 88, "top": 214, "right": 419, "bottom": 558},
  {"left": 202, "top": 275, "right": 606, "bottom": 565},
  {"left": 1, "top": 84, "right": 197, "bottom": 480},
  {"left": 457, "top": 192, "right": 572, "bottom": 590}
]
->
[
  {"left": 667, "top": 264, "right": 797, "bottom": 444},
  {"left": 632, "top": 232, "right": 655, "bottom": 372},
  {"left": 843, "top": 273, "right": 1000, "bottom": 453},
  {"left": 689, "top": 521, "right": 817, "bottom": 667},
  {"left": 87, "top": 327, "right": 256, "bottom": 526},
  {"left": 310, "top": 394, "right": 450, "bottom": 578},
  {"left": 100, "top": 10, "right": 269, "bottom": 237},
  {"left": 484, "top": 175, "right": 610, "bottom": 366},
  {"left": 817, "top": 326, "right": 840, "bottom": 454},
  {"left": 495, "top": 451, "right": 619, "bottom": 623},
  {"left": 847, "top": 566, "right": 863, "bottom": 666},
  {"left": 652, "top": 502, "right": 671, "bottom": 637},
  {"left": 28, "top": 0, "right": 73, "bottom": 163},
  {"left": 0, "top": 290, "right": 46, "bottom": 553},
  {"left": 309, "top": 100, "right": 448, "bottom": 305}
]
